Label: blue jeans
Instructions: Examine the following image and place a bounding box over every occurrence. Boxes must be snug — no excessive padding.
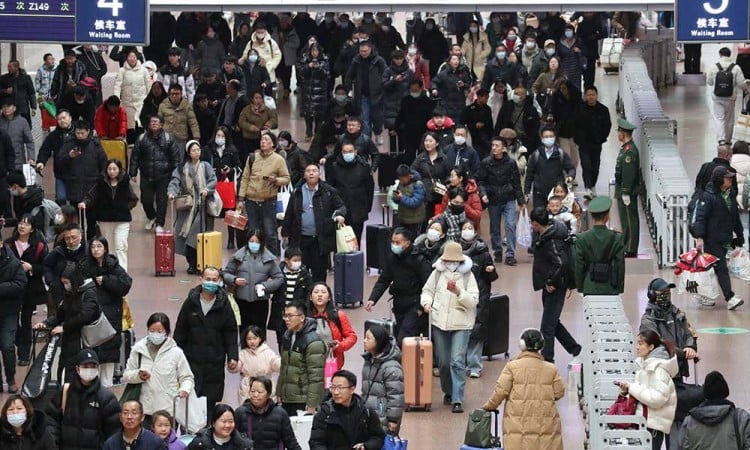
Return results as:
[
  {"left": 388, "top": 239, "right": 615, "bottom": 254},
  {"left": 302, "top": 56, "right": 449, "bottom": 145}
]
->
[
  {"left": 55, "top": 177, "right": 67, "bottom": 204},
  {"left": 0, "top": 314, "right": 17, "bottom": 383},
  {"left": 360, "top": 97, "right": 383, "bottom": 137},
  {"left": 245, "top": 199, "right": 280, "bottom": 256},
  {"left": 465, "top": 338, "right": 483, "bottom": 375},
  {"left": 488, "top": 201, "right": 517, "bottom": 259},
  {"left": 432, "top": 327, "right": 470, "bottom": 404}
]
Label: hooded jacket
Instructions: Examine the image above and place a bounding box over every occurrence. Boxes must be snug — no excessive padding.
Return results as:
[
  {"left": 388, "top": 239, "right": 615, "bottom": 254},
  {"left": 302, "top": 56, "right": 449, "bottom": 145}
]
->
[
  {"left": 420, "top": 255, "right": 479, "bottom": 331},
  {"left": 234, "top": 399, "right": 301, "bottom": 450},
  {"left": 223, "top": 247, "right": 284, "bottom": 303},
  {"left": 297, "top": 53, "right": 330, "bottom": 119},
  {"left": 229, "top": 342, "right": 281, "bottom": 403},
  {"left": 628, "top": 346, "right": 679, "bottom": 433},
  {"left": 681, "top": 400, "right": 750, "bottom": 449},
  {"left": 361, "top": 342, "right": 405, "bottom": 429},
  {"left": 639, "top": 302, "right": 696, "bottom": 378},
  {"left": 0, "top": 114, "right": 34, "bottom": 168},
  {"left": 241, "top": 32, "right": 283, "bottom": 83},
  {"left": 0, "top": 410, "right": 56, "bottom": 450},
  {"left": 277, "top": 317, "right": 327, "bottom": 407},
  {"left": 0, "top": 244, "right": 29, "bottom": 316},
  {"left": 158, "top": 97, "right": 200, "bottom": 142},
  {"left": 309, "top": 395, "right": 386, "bottom": 450},
  {"left": 692, "top": 182, "right": 743, "bottom": 245},
  {"left": 114, "top": 61, "right": 152, "bottom": 129},
  {"left": 532, "top": 219, "right": 571, "bottom": 291}
]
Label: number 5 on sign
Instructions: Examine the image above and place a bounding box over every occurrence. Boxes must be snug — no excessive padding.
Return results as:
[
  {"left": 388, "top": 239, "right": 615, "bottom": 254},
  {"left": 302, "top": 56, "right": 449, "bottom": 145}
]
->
[{"left": 97, "top": 0, "right": 123, "bottom": 16}]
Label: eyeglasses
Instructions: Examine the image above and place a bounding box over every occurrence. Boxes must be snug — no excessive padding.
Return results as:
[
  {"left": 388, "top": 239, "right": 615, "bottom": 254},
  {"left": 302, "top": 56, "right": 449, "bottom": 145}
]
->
[
  {"left": 330, "top": 385, "right": 353, "bottom": 392},
  {"left": 282, "top": 313, "right": 303, "bottom": 320},
  {"left": 121, "top": 411, "right": 141, "bottom": 417}
]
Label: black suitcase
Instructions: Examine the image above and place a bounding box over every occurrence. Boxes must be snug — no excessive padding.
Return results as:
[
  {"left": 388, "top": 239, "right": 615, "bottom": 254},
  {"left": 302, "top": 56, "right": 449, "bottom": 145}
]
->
[
  {"left": 483, "top": 294, "right": 510, "bottom": 359},
  {"left": 334, "top": 251, "right": 365, "bottom": 308},
  {"left": 366, "top": 204, "right": 393, "bottom": 271},
  {"left": 113, "top": 329, "right": 136, "bottom": 385},
  {"left": 377, "top": 135, "right": 405, "bottom": 190},
  {"left": 364, "top": 317, "right": 396, "bottom": 337}
]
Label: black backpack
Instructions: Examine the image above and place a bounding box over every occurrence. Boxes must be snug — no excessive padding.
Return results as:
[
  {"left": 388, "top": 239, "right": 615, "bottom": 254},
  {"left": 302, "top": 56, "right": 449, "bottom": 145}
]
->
[
  {"left": 714, "top": 63, "right": 736, "bottom": 97},
  {"left": 687, "top": 190, "right": 703, "bottom": 238}
]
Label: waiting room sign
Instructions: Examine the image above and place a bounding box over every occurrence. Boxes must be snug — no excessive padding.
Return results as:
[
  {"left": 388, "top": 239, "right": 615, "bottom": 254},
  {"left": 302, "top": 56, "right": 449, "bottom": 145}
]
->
[{"left": 676, "top": 0, "right": 750, "bottom": 42}]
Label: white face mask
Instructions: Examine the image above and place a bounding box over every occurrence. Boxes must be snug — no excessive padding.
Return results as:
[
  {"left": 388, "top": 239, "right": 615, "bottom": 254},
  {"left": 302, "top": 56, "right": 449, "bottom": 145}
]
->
[
  {"left": 453, "top": 135, "right": 466, "bottom": 146},
  {"left": 408, "top": 47, "right": 417, "bottom": 56},
  {"left": 78, "top": 368, "right": 99, "bottom": 382},
  {"left": 542, "top": 137, "right": 556, "bottom": 148},
  {"left": 248, "top": 54, "right": 259, "bottom": 63},
  {"left": 426, "top": 229, "right": 441, "bottom": 242},
  {"left": 445, "top": 261, "right": 460, "bottom": 271},
  {"left": 469, "top": 27, "right": 478, "bottom": 33},
  {"left": 214, "top": 137, "right": 225, "bottom": 146},
  {"left": 289, "top": 261, "right": 302, "bottom": 271},
  {"left": 461, "top": 229, "right": 476, "bottom": 241},
  {"left": 148, "top": 332, "right": 167, "bottom": 346},
  {"left": 6, "top": 412, "right": 26, "bottom": 428},
  {"left": 525, "top": 41, "right": 537, "bottom": 50}
]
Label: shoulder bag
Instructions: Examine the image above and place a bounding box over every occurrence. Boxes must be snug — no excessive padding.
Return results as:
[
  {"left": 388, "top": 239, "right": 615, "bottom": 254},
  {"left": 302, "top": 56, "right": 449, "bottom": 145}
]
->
[
  {"left": 82, "top": 310, "right": 117, "bottom": 348},
  {"left": 120, "top": 354, "right": 143, "bottom": 405}
]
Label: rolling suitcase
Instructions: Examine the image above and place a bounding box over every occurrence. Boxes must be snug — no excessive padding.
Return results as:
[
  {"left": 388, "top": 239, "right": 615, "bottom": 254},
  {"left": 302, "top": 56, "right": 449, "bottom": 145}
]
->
[
  {"left": 155, "top": 204, "right": 175, "bottom": 276},
  {"left": 600, "top": 37, "right": 625, "bottom": 73},
  {"left": 197, "top": 201, "right": 223, "bottom": 271},
  {"left": 333, "top": 251, "right": 364, "bottom": 308},
  {"left": 366, "top": 204, "right": 392, "bottom": 271},
  {"left": 364, "top": 317, "right": 396, "bottom": 337},
  {"left": 113, "top": 329, "right": 135, "bottom": 384},
  {"left": 402, "top": 332, "right": 432, "bottom": 411},
  {"left": 100, "top": 138, "right": 128, "bottom": 170},
  {"left": 483, "top": 294, "right": 510, "bottom": 359},
  {"left": 378, "top": 135, "right": 405, "bottom": 190}
]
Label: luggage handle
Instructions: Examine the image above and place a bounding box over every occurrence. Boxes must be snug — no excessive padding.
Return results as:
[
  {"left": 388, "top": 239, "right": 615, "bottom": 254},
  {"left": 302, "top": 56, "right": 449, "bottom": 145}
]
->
[
  {"left": 382, "top": 204, "right": 391, "bottom": 227},
  {"left": 79, "top": 208, "right": 87, "bottom": 238}
]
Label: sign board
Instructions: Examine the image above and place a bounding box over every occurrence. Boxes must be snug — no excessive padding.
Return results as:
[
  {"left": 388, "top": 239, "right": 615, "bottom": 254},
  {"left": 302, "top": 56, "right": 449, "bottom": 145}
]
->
[
  {"left": 676, "top": 0, "right": 750, "bottom": 42},
  {"left": 0, "top": 0, "right": 148, "bottom": 44}
]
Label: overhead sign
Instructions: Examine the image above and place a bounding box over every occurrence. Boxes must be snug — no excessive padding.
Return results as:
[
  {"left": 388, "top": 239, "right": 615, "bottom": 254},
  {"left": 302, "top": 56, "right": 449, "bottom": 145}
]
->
[
  {"left": 676, "top": 0, "right": 750, "bottom": 42},
  {"left": 0, "top": 0, "right": 148, "bottom": 44}
]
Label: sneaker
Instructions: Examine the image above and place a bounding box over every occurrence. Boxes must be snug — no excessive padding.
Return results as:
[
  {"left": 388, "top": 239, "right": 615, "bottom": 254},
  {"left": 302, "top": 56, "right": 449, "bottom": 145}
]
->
[
  {"left": 155, "top": 226, "right": 165, "bottom": 233},
  {"left": 505, "top": 256, "right": 517, "bottom": 266},
  {"left": 17, "top": 359, "right": 29, "bottom": 367},
  {"left": 584, "top": 189, "right": 593, "bottom": 200},
  {"left": 695, "top": 295, "right": 716, "bottom": 307},
  {"left": 469, "top": 372, "right": 480, "bottom": 378},
  {"left": 591, "top": 187, "right": 597, "bottom": 197},
  {"left": 376, "top": 135, "right": 384, "bottom": 145},
  {"left": 7, "top": 382, "right": 18, "bottom": 394},
  {"left": 494, "top": 253, "right": 503, "bottom": 263},
  {"left": 452, "top": 403, "right": 464, "bottom": 413},
  {"left": 433, "top": 368, "right": 440, "bottom": 377},
  {"left": 728, "top": 296, "right": 744, "bottom": 310},
  {"left": 144, "top": 218, "right": 156, "bottom": 230},
  {"left": 443, "top": 395, "right": 452, "bottom": 405}
]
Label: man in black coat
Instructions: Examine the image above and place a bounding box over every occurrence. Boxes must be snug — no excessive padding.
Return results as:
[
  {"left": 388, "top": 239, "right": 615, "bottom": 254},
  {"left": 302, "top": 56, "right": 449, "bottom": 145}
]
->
[
  {"left": 460, "top": 88, "right": 494, "bottom": 160},
  {"left": 51, "top": 50, "right": 88, "bottom": 103},
  {"left": 281, "top": 164, "right": 346, "bottom": 282},
  {"left": 524, "top": 126, "right": 575, "bottom": 209},
  {"left": 495, "top": 85, "right": 541, "bottom": 151},
  {"left": 573, "top": 86, "right": 612, "bottom": 198},
  {"left": 694, "top": 141, "right": 737, "bottom": 194},
  {"left": 174, "top": 267, "right": 239, "bottom": 408},
  {"left": 58, "top": 86, "right": 95, "bottom": 124},
  {"left": 345, "top": 42, "right": 387, "bottom": 141},
  {"left": 43, "top": 225, "right": 88, "bottom": 309},
  {"left": 323, "top": 117, "right": 381, "bottom": 174},
  {"left": 5, "top": 170, "right": 44, "bottom": 229},
  {"left": 0, "top": 60, "right": 37, "bottom": 127},
  {"left": 36, "top": 109, "right": 75, "bottom": 204},
  {"left": 145, "top": 12, "right": 178, "bottom": 68},
  {"left": 395, "top": 80, "right": 434, "bottom": 164},
  {"left": 327, "top": 141, "right": 374, "bottom": 243},
  {"left": 309, "top": 370, "right": 385, "bottom": 450},
  {"left": 366, "top": 228, "right": 432, "bottom": 343}
]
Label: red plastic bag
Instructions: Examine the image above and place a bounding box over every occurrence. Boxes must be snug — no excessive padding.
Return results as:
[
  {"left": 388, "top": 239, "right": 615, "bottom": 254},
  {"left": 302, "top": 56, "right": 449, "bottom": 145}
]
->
[
  {"left": 324, "top": 350, "right": 337, "bottom": 389},
  {"left": 215, "top": 180, "right": 236, "bottom": 210},
  {"left": 674, "top": 248, "right": 719, "bottom": 274},
  {"left": 607, "top": 394, "right": 648, "bottom": 429}
]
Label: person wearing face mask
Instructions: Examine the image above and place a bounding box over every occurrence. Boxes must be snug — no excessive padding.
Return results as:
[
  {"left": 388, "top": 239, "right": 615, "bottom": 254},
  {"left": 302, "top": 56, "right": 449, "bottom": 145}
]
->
[
  {"left": 421, "top": 241, "right": 479, "bottom": 414},
  {"left": 523, "top": 126, "right": 574, "bottom": 210},
  {"left": 174, "top": 267, "right": 240, "bottom": 409},
  {"left": 42, "top": 224, "right": 88, "bottom": 314},
  {"left": 418, "top": 18, "right": 450, "bottom": 79},
  {"left": 0, "top": 243, "right": 24, "bottom": 393},
  {"left": 459, "top": 220, "right": 497, "bottom": 378},
  {"left": 4, "top": 171, "right": 43, "bottom": 230},
  {"left": 123, "top": 313, "right": 194, "bottom": 428},
  {"left": 113, "top": 51, "right": 152, "bottom": 144},
  {"left": 268, "top": 247, "right": 312, "bottom": 341},
  {"left": 529, "top": 39, "right": 559, "bottom": 85},
  {"left": 0, "top": 394, "right": 57, "bottom": 449},
  {"left": 381, "top": 49, "right": 414, "bottom": 149},
  {"left": 444, "top": 125, "right": 481, "bottom": 178},
  {"left": 460, "top": 20, "right": 490, "bottom": 81},
  {"left": 201, "top": 126, "right": 241, "bottom": 248},
  {"left": 76, "top": 236, "right": 132, "bottom": 388},
  {"left": 240, "top": 22, "right": 283, "bottom": 89},
  {"left": 432, "top": 54, "right": 473, "bottom": 122},
  {"left": 413, "top": 219, "right": 448, "bottom": 263},
  {"left": 485, "top": 13, "right": 506, "bottom": 51},
  {"left": 396, "top": 80, "right": 434, "bottom": 163},
  {"left": 239, "top": 48, "right": 272, "bottom": 99},
  {"left": 503, "top": 28, "right": 520, "bottom": 53},
  {"left": 495, "top": 86, "right": 542, "bottom": 151},
  {"left": 481, "top": 44, "right": 526, "bottom": 91},
  {"left": 374, "top": 17, "right": 407, "bottom": 64},
  {"left": 297, "top": 43, "right": 330, "bottom": 141},
  {"left": 556, "top": 25, "right": 586, "bottom": 92},
  {"left": 435, "top": 164, "right": 483, "bottom": 231},
  {"left": 327, "top": 141, "right": 374, "bottom": 244},
  {"left": 432, "top": 186, "right": 469, "bottom": 242},
  {"left": 516, "top": 31, "right": 540, "bottom": 71},
  {"left": 46, "top": 349, "right": 122, "bottom": 450}
]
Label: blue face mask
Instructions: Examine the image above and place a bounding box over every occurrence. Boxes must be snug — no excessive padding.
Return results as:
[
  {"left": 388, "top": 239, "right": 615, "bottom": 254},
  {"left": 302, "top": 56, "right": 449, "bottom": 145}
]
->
[
  {"left": 342, "top": 153, "right": 356, "bottom": 162},
  {"left": 248, "top": 242, "right": 261, "bottom": 253},
  {"left": 496, "top": 52, "right": 506, "bottom": 60},
  {"left": 202, "top": 281, "right": 220, "bottom": 293},
  {"left": 391, "top": 244, "right": 403, "bottom": 255}
]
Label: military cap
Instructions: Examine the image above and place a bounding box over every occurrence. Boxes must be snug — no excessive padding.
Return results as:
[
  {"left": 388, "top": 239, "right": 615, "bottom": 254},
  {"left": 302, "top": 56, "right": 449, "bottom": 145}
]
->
[
  {"left": 588, "top": 196, "right": 612, "bottom": 213},
  {"left": 617, "top": 118, "right": 637, "bottom": 131}
]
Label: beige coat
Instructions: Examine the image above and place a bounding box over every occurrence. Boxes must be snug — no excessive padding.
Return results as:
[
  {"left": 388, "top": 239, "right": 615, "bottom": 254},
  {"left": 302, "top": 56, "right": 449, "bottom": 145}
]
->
[
  {"left": 228, "top": 343, "right": 281, "bottom": 403},
  {"left": 420, "top": 256, "right": 479, "bottom": 331},
  {"left": 482, "top": 351, "right": 565, "bottom": 450},
  {"left": 158, "top": 97, "right": 200, "bottom": 141},
  {"left": 241, "top": 32, "right": 283, "bottom": 83},
  {"left": 461, "top": 32, "right": 491, "bottom": 81},
  {"left": 238, "top": 104, "right": 278, "bottom": 140},
  {"left": 114, "top": 61, "right": 152, "bottom": 128}
]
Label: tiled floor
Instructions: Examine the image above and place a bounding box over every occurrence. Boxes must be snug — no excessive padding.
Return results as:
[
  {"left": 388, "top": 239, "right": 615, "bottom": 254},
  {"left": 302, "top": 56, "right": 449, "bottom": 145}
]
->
[{"left": 4, "top": 41, "right": 750, "bottom": 449}]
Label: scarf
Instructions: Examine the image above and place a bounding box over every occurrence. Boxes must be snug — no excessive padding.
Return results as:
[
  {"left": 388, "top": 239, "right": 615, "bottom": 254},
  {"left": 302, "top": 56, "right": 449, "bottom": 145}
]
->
[
  {"left": 180, "top": 161, "right": 207, "bottom": 237},
  {"left": 443, "top": 211, "right": 466, "bottom": 242}
]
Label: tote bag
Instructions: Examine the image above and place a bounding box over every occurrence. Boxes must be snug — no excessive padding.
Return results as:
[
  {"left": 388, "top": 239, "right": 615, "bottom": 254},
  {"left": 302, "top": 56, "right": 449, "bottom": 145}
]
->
[
  {"left": 516, "top": 207, "right": 533, "bottom": 248},
  {"left": 81, "top": 312, "right": 116, "bottom": 348}
]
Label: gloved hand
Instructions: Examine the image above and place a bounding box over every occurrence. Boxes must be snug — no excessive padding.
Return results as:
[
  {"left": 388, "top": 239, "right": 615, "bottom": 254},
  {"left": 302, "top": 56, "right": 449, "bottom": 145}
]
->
[
  {"left": 732, "top": 237, "right": 745, "bottom": 249},
  {"left": 622, "top": 194, "right": 631, "bottom": 206}
]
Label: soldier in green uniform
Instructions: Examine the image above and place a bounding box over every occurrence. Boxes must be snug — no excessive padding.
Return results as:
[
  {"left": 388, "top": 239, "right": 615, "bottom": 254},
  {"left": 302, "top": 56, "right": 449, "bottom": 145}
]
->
[
  {"left": 574, "top": 196, "right": 626, "bottom": 295},
  {"left": 614, "top": 118, "right": 641, "bottom": 257}
]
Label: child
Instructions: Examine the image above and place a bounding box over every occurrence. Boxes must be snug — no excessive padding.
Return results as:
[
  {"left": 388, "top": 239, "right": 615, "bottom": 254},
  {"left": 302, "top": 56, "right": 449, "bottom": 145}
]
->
[
  {"left": 268, "top": 247, "right": 312, "bottom": 339},
  {"left": 393, "top": 164, "right": 426, "bottom": 239},
  {"left": 547, "top": 196, "right": 578, "bottom": 236},
  {"left": 151, "top": 410, "right": 186, "bottom": 450},
  {"left": 229, "top": 325, "right": 281, "bottom": 404},
  {"left": 549, "top": 181, "right": 582, "bottom": 230}
]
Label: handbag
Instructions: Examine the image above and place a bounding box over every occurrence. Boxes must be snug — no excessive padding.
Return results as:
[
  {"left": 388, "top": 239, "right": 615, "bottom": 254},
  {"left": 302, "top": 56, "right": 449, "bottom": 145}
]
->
[
  {"left": 382, "top": 433, "right": 408, "bottom": 450},
  {"left": 81, "top": 311, "right": 117, "bottom": 348},
  {"left": 424, "top": 165, "right": 447, "bottom": 200},
  {"left": 335, "top": 223, "right": 359, "bottom": 253},
  {"left": 607, "top": 394, "right": 648, "bottom": 429},
  {"left": 516, "top": 207, "right": 532, "bottom": 248},
  {"left": 324, "top": 350, "right": 337, "bottom": 389},
  {"left": 215, "top": 179, "right": 236, "bottom": 210},
  {"left": 206, "top": 193, "right": 223, "bottom": 217},
  {"left": 120, "top": 354, "right": 142, "bottom": 405},
  {"left": 122, "top": 297, "right": 134, "bottom": 331},
  {"left": 276, "top": 185, "right": 292, "bottom": 220},
  {"left": 464, "top": 409, "right": 493, "bottom": 448},
  {"left": 174, "top": 194, "right": 194, "bottom": 211}
]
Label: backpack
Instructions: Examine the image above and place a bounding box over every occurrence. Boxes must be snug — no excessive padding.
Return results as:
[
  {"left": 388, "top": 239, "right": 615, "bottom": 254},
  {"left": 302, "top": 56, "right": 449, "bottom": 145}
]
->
[
  {"left": 32, "top": 199, "right": 62, "bottom": 243},
  {"left": 687, "top": 190, "right": 702, "bottom": 238},
  {"left": 714, "top": 63, "right": 735, "bottom": 97}
]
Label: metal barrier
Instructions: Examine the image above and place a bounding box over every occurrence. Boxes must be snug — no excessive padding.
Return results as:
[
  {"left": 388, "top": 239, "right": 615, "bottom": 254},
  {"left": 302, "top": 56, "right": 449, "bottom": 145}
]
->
[
  {"left": 617, "top": 35, "right": 691, "bottom": 268},
  {"left": 579, "top": 296, "right": 651, "bottom": 450}
]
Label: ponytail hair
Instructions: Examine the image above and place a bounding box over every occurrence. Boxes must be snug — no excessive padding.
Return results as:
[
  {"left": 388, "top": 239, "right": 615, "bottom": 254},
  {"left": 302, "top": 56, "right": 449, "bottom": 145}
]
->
[{"left": 638, "top": 329, "right": 676, "bottom": 357}]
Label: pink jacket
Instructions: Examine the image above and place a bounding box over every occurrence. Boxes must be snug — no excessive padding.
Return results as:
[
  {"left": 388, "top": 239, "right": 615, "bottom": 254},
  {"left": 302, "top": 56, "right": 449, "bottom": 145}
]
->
[{"left": 230, "top": 343, "right": 281, "bottom": 403}]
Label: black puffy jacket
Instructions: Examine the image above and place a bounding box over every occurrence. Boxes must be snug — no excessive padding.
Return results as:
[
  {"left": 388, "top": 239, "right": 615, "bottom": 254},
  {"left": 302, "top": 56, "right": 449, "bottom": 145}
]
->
[
  {"left": 0, "top": 244, "right": 29, "bottom": 317},
  {"left": 55, "top": 137, "right": 107, "bottom": 202},
  {"left": 462, "top": 238, "right": 497, "bottom": 341},
  {"left": 410, "top": 150, "right": 451, "bottom": 201},
  {"left": 432, "top": 64, "right": 472, "bottom": 120},
  {"left": 43, "top": 279, "right": 99, "bottom": 362},
  {"left": 327, "top": 154, "right": 374, "bottom": 224},
  {"left": 187, "top": 428, "right": 253, "bottom": 450},
  {"left": 281, "top": 181, "right": 347, "bottom": 255},
  {"left": 201, "top": 142, "right": 241, "bottom": 181},
  {"left": 692, "top": 183, "right": 743, "bottom": 246},
  {"left": 381, "top": 62, "right": 413, "bottom": 128},
  {"left": 367, "top": 244, "right": 432, "bottom": 313},
  {"left": 83, "top": 174, "right": 136, "bottom": 223},
  {"left": 331, "top": 132, "right": 381, "bottom": 173},
  {"left": 235, "top": 400, "right": 302, "bottom": 450},
  {"left": 309, "top": 396, "right": 385, "bottom": 450},
  {"left": 46, "top": 376, "right": 121, "bottom": 450},
  {"left": 531, "top": 219, "right": 570, "bottom": 291},
  {"left": 4, "top": 236, "right": 48, "bottom": 300},
  {"left": 129, "top": 130, "right": 182, "bottom": 181},
  {"left": 5, "top": 185, "right": 44, "bottom": 228},
  {"left": 477, "top": 153, "right": 525, "bottom": 205},
  {"left": 297, "top": 54, "right": 330, "bottom": 119},
  {"left": 43, "top": 245, "right": 89, "bottom": 305},
  {"left": 0, "top": 410, "right": 57, "bottom": 450},
  {"left": 77, "top": 255, "right": 132, "bottom": 363}
]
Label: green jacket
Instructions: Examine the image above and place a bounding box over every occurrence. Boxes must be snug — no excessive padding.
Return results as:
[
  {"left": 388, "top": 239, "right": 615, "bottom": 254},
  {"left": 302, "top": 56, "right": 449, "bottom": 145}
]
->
[
  {"left": 614, "top": 140, "right": 641, "bottom": 196},
  {"left": 574, "top": 225, "right": 625, "bottom": 294},
  {"left": 277, "top": 317, "right": 327, "bottom": 408}
]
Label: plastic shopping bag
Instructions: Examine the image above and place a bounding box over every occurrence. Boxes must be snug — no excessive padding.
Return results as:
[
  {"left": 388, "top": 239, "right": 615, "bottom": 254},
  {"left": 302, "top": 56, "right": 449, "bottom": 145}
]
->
[
  {"left": 290, "top": 413, "right": 313, "bottom": 450},
  {"left": 728, "top": 248, "right": 750, "bottom": 280},
  {"left": 175, "top": 390, "right": 208, "bottom": 434},
  {"left": 678, "top": 268, "right": 721, "bottom": 299},
  {"left": 324, "top": 350, "right": 337, "bottom": 389},
  {"left": 276, "top": 185, "right": 291, "bottom": 220},
  {"left": 516, "top": 207, "right": 533, "bottom": 248},
  {"left": 335, "top": 223, "right": 359, "bottom": 253},
  {"left": 383, "top": 433, "right": 409, "bottom": 450}
]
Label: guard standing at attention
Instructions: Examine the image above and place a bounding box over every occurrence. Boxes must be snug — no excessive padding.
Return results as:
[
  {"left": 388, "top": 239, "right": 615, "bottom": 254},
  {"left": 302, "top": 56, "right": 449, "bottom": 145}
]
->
[
  {"left": 574, "top": 196, "right": 625, "bottom": 295},
  {"left": 614, "top": 118, "right": 641, "bottom": 257}
]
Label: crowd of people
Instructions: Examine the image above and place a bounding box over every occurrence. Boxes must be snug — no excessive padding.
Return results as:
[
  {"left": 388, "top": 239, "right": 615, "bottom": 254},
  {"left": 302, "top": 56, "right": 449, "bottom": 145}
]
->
[{"left": 0, "top": 8, "right": 744, "bottom": 450}]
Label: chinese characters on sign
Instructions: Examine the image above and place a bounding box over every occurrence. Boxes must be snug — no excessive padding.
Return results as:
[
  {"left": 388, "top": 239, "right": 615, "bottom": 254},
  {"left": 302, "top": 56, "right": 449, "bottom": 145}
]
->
[
  {"left": 0, "top": 0, "right": 76, "bottom": 42},
  {"left": 677, "top": 0, "right": 750, "bottom": 42}
]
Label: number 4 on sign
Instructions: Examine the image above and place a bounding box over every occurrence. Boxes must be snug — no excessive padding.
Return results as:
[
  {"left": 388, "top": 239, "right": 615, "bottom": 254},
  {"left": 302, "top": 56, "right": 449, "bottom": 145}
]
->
[{"left": 97, "top": 0, "right": 123, "bottom": 17}]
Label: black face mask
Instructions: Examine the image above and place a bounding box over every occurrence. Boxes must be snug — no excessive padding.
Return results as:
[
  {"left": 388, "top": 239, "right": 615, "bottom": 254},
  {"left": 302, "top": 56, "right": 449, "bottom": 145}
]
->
[
  {"left": 654, "top": 292, "right": 671, "bottom": 309},
  {"left": 450, "top": 204, "right": 465, "bottom": 215},
  {"left": 75, "top": 138, "right": 88, "bottom": 147}
]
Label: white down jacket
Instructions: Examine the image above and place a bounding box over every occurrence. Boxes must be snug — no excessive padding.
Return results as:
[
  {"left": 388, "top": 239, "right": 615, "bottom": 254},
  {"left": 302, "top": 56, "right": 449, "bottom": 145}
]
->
[
  {"left": 122, "top": 336, "right": 195, "bottom": 415},
  {"left": 628, "top": 346, "right": 679, "bottom": 433},
  {"left": 241, "top": 32, "right": 283, "bottom": 84},
  {"left": 114, "top": 61, "right": 152, "bottom": 128},
  {"left": 420, "top": 255, "right": 479, "bottom": 331}
]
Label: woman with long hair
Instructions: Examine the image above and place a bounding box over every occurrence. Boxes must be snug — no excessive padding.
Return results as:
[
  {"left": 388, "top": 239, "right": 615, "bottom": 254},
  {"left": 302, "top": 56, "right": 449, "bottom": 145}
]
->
[
  {"left": 308, "top": 282, "right": 357, "bottom": 370},
  {"left": 202, "top": 125, "right": 241, "bottom": 248}
]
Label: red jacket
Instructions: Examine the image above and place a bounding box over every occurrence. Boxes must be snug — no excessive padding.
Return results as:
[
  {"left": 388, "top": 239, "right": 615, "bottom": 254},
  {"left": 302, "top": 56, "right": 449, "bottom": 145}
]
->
[
  {"left": 311, "top": 309, "right": 357, "bottom": 369},
  {"left": 94, "top": 105, "right": 127, "bottom": 139},
  {"left": 433, "top": 179, "right": 483, "bottom": 231},
  {"left": 409, "top": 54, "right": 432, "bottom": 91}
]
